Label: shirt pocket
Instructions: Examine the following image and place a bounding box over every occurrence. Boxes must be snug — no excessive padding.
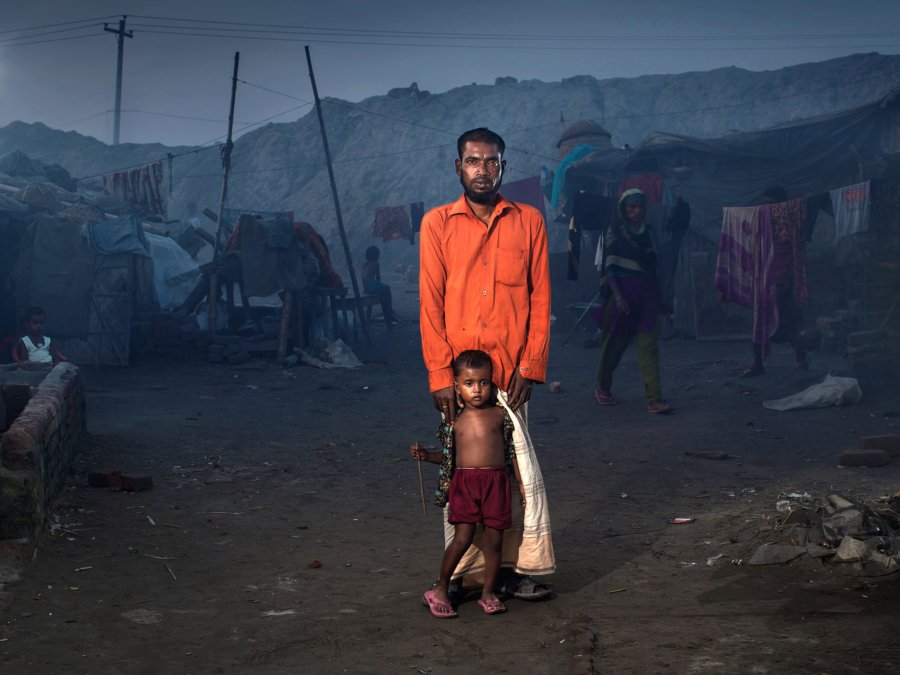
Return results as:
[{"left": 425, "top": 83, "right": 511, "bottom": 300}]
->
[{"left": 495, "top": 247, "right": 528, "bottom": 287}]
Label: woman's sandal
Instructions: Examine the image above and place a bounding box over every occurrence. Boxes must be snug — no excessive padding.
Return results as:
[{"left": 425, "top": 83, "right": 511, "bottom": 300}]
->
[
  {"left": 594, "top": 388, "right": 617, "bottom": 406},
  {"left": 647, "top": 400, "right": 673, "bottom": 414}
]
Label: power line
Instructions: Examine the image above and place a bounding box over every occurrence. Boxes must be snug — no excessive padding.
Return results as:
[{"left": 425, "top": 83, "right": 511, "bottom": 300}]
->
[
  {"left": 0, "top": 32, "right": 105, "bottom": 48},
  {"left": 237, "top": 79, "right": 312, "bottom": 103},
  {"left": 128, "top": 27, "right": 900, "bottom": 51},
  {"left": 127, "top": 15, "right": 900, "bottom": 42},
  {"left": 0, "top": 16, "right": 117, "bottom": 36}
]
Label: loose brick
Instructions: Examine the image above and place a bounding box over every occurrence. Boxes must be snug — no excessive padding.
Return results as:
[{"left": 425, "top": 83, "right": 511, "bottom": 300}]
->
[
  {"left": 838, "top": 449, "right": 892, "bottom": 467},
  {"left": 858, "top": 435, "right": 900, "bottom": 457}
]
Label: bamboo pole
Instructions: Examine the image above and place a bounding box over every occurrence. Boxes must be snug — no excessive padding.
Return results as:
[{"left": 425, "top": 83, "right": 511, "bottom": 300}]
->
[{"left": 304, "top": 46, "right": 370, "bottom": 346}]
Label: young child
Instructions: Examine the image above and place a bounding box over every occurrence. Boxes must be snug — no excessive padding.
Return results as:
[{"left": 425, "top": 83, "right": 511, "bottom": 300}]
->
[
  {"left": 361, "top": 245, "right": 398, "bottom": 326},
  {"left": 12, "top": 307, "right": 68, "bottom": 365},
  {"left": 411, "top": 349, "right": 525, "bottom": 618}
]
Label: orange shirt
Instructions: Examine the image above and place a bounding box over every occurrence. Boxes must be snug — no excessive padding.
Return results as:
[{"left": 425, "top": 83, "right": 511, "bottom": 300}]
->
[{"left": 419, "top": 193, "right": 551, "bottom": 393}]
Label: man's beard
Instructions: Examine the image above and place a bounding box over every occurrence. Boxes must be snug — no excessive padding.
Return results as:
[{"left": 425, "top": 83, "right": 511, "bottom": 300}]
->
[{"left": 461, "top": 175, "right": 502, "bottom": 205}]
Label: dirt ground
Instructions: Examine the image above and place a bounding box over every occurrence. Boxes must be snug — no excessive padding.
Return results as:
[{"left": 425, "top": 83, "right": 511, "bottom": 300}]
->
[{"left": 2, "top": 291, "right": 900, "bottom": 674}]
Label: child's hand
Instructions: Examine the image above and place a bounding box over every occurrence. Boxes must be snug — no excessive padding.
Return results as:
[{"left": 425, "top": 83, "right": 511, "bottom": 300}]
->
[{"left": 410, "top": 442, "right": 426, "bottom": 461}]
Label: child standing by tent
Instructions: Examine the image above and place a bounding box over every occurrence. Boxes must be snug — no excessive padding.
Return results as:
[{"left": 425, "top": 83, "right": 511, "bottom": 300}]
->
[{"left": 12, "top": 307, "right": 68, "bottom": 365}]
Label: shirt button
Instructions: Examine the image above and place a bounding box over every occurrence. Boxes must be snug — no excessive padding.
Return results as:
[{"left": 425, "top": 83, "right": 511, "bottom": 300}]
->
[
  {"left": 482, "top": 322, "right": 488, "bottom": 328},
  {"left": 482, "top": 290, "right": 487, "bottom": 296},
  {"left": 483, "top": 259, "right": 488, "bottom": 265}
]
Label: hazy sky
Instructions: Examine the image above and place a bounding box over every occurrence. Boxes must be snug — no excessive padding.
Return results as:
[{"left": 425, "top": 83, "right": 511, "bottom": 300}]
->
[{"left": 2, "top": 0, "right": 899, "bottom": 146}]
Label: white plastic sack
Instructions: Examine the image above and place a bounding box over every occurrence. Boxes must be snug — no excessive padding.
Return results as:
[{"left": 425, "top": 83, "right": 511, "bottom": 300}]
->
[
  {"left": 296, "top": 338, "right": 363, "bottom": 369},
  {"left": 145, "top": 232, "right": 202, "bottom": 309},
  {"left": 763, "top": 374, "right": 863, "bottom": 411}
]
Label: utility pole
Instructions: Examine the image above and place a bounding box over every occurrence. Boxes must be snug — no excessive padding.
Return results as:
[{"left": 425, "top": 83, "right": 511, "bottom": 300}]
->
[
  {"left": 305, "top": 46, "right": 370, "bottom": 345},
  {"left": 104, "top": 15, "right": 133, "bottom": 145},
  {"left": 208, "top": 51, "right": 241, "bottom": 335}
]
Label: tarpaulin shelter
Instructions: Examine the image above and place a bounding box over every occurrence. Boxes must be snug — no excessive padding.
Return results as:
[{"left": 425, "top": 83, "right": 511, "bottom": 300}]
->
[{"left": 554, "top": 88, "right": 900, "bottom": 337}]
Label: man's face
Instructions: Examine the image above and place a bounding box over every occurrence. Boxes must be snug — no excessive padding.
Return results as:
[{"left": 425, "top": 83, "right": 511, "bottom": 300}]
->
[{"left": 456, "top": 141, "right": 505, "bottom": 205}]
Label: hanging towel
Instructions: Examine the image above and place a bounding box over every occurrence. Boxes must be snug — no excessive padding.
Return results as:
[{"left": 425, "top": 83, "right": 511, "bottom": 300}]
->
[
  {"left": 373, "top": 206, "right": 412, "bottom": 242},
  {"left": 830, "top": 181, "right": 870, "bottom": 241},
  {"left": 715, "top": 206, "right": 777, "bottom": 357},
  {"left": 769, "top": 197, "right": 808, "bottom": 301}
]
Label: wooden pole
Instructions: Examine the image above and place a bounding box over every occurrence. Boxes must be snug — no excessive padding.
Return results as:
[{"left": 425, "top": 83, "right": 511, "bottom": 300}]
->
[
  {"left": 209, "top": 51, "right": 240, "bottom": 335},
  {"left": 277, "top": 291, "right": 293, "bottom": 360},
  {"left": 304, "top": 46, "right": 370, "bottom": 346}
]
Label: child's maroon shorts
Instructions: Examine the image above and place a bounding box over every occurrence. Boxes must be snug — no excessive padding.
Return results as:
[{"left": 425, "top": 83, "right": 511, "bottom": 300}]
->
[{"left": 448, "top": 467, "right": 511, "bottom": 530}]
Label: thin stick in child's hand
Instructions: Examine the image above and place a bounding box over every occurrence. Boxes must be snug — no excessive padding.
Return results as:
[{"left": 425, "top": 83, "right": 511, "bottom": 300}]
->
[{"left": 414, "top": 443, "right": 427, "bottom": 517}]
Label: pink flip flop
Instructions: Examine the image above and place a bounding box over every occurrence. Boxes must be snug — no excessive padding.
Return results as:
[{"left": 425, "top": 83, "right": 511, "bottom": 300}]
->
[
  {"left": 422, "top": 590, "right": 457, "bottom": 618},
  {"left": 477, "top": 597, "right": 508, "bottom": 615}
]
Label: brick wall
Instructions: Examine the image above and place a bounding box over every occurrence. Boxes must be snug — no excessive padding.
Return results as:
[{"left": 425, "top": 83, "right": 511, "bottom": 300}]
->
[{"left": 0, "top": 363, "right": 86, "bottom": 540}]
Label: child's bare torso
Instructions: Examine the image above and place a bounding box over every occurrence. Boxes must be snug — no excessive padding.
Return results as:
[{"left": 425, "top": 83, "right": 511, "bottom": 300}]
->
[{"left": 453, "top": 406, "right": 506, "bottom": 469}]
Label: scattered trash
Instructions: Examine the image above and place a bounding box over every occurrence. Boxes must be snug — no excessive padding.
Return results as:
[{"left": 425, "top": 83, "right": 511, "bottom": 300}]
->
[
  {"left": 262, "top": 610, "right": 297, "bottom": 617},
  {"left": 73, "top": 566, "right": 92, "bottom": 573},
  {"left": 548, "top": 381, "right": 562, "bottom": 393},
  {"left": 295, "top": 338, "right": 364, "bottom": 369},
  {"left": 763, "top": 374, "right": 863, "bottom": 411},
  {"left": 669, "top": 517, "right": 695, "bottom": 524},
  {"left": 308, "top": 560, "right": 322, "bottom": 569},
  {"left": 706, "top": 554, "right": 725, "bottom": 566},
  {"left": 607, "top": 588, "right": 626, "bottom": 593},
  {"left": 748, "top": 543, "right": 807, "bottom": 566},
  {"left": 743, "top": 492, "right": 900, "bottom": 574}
]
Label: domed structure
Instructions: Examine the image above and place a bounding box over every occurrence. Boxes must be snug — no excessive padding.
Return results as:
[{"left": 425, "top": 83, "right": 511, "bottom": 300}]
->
[{"left": 556, "top": 121, "right": 613, "bottom": 159}]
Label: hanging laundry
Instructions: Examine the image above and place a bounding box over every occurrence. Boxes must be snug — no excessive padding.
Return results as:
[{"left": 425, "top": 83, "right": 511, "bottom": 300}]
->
[
  {"left": 103, "top": 161, "right": 166, "bottom": 215},
  {"left": 501, "top": 175, "right": 546, "bottom": 217},
  {"left": 566, "top": 216, "right": 580, "bottom": 280},
  {"left": 618, "top": 174, "right": 667, "bottom": 205},
  {"left": 768, "top": 197, "right": 808, "bottom": 301},
  {"left": 829, "top": 180, "right": 870, "bottom": 241},
  {"left": 373, "top": 206, "right": 412, "bottom": 242},
  {"left": 715, "top": 205, "right": 777, "bottom": 357},
  {"left": 550, "top": 144, "right": 599, "bottom": 210},
  {"left": 572, "top": 191, "right": 616, "bottom": 232}
]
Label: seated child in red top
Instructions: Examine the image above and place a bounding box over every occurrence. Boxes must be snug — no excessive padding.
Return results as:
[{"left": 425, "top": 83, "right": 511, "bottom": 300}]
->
[
  {"left": 410, "top": 349, "right": 525, "bottom": 618},
  {"left": 12, "top": 307, "right": 68, "bottom": 365}
]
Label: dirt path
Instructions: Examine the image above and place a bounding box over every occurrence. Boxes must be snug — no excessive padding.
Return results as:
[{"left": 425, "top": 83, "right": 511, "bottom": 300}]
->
[{"left": 2, "top": 319, "right": 899, "bottom": 673}]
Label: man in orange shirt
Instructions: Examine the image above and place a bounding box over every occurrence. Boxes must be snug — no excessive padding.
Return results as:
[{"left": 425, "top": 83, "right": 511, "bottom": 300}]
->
[{"left": 418, "top": 127, "right": 555, "bottom": 603}]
